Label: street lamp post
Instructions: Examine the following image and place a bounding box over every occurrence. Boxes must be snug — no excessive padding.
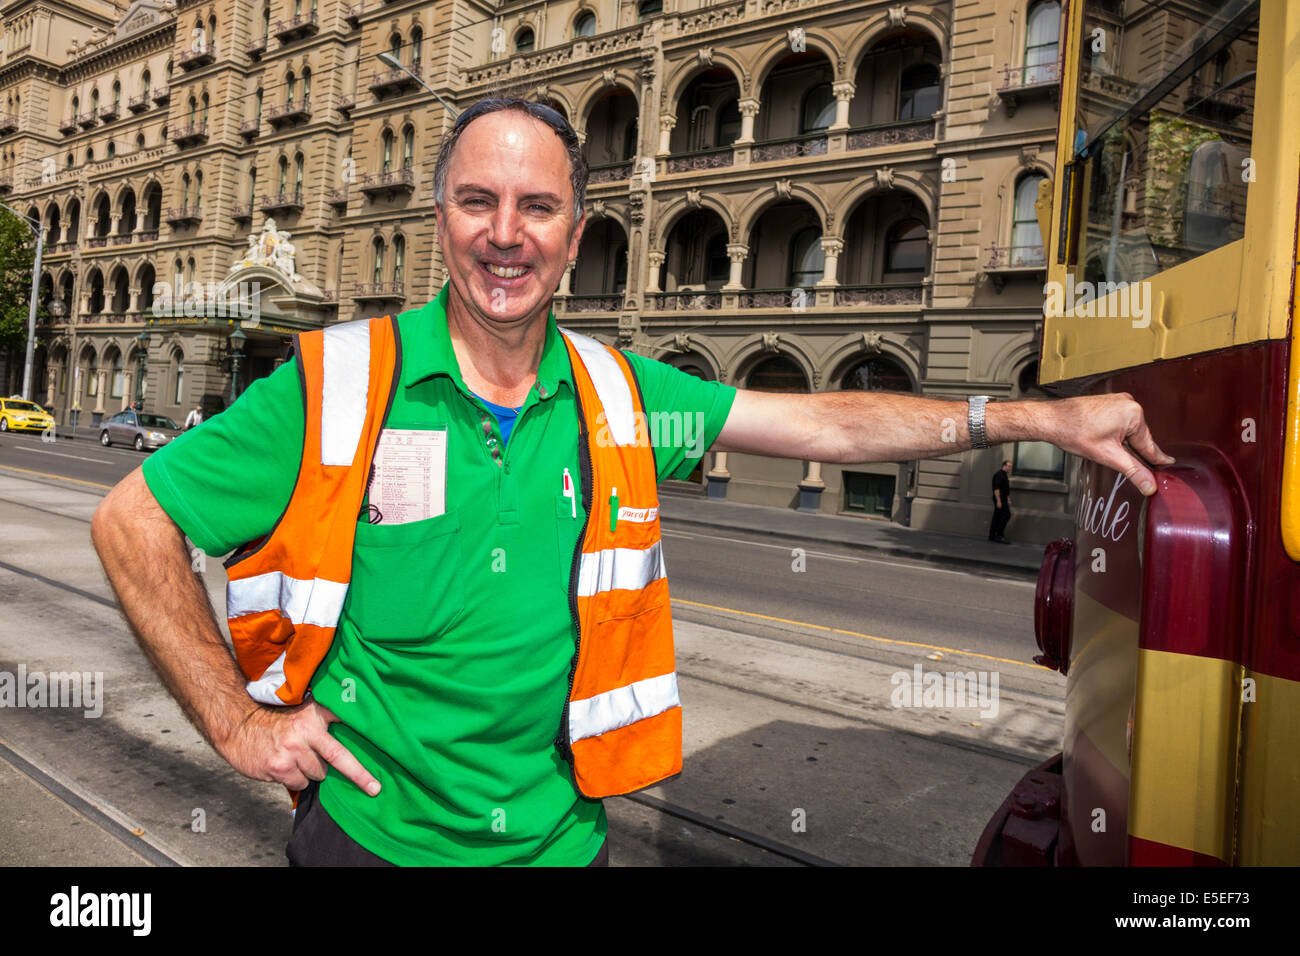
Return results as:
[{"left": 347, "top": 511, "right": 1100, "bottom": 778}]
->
[
  {"left": 0, "top": 200, "right": 46, "bottom": 400},
  {"left": 375, "top": 53, "right": 460, "bottom": 120},
  {"left": 135, "top": 328, "right": 151, "bottom": 409},
  {"left": 228, "top": 326, "right": 246, "bottom": 407}
]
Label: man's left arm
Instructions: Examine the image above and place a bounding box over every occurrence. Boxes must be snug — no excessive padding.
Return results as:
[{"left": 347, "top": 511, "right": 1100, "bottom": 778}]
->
[{"left": 713, "top": 390, "right": 1174, "bottom": 496}]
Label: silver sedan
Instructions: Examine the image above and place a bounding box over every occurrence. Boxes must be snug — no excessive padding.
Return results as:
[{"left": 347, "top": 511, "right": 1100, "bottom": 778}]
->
[{"left": 100, "top": 410, "right": 183, "bottom": 452}]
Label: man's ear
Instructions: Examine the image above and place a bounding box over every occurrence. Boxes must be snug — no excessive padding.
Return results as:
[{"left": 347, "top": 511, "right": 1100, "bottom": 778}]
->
[{"left": 568, "top": 211, "right": 586, "bottom": 263}]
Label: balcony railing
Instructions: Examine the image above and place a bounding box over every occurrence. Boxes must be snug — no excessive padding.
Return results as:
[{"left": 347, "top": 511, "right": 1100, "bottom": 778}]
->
[
  {"left": 137, "top": 230, "right": 159, "bottom": 242},
  {"left": 127, "top": 94, "right": 149, "bottom": 113},
  {"left": 369, "top": 64, "right": 422, "bottom": 96},
  {"left": 275, "top": 12, "right": 319, "bottom": 42},
  {"left": 268, "top": 97, "right": 311, "bottom": 127},
  {"left": 246, "top": 36, "right": 268, "bottom": 59},
  {"left": 353, "top": 282, "right": 406, "bottom": 302},
  {"left": 846, "top": 117, "right": 935, "bottom": 150},
  {"left": 78, "top": 111, "right": 97, "bottom": 128},
  {"left": 358, "top": 167, "right": 415, "bottom": 198},
  {"left": 171, "top": 121, "right": 209, "bottom": 146},
  {"left": 337, "top": 94, "right": 356, "bottom": 115},
  {"left": 0, "top": 113, "right": 17, "bottom": 134},
  {"left": 260, "top": 190, "right": 304, "bottom": 213},
  {"left": 648, "top": 290, "right": 722, "bottom": 311},
  {"left": 664, "top": 147, "right": 734, "bottom": 174},
  {"left": 751, "top": 132, "right": 828, "bottom": 163},
  {"left": 110, "top": 234, "right": 133, "bottom": 246},
  {"left": 588, "top": 161, "right": 633, "bottom": 185},
  {"left": 232, "top": 201, "right": 255, "bottom": 221},
  {"left": 1185, "top": 81, "right": 1250, "bottom": 121},
  {"left": 165, "top": 205, "right": 203, "bottom": 226},
  {"left": 179, "top": 42, "right": 217, "bottom": 70},
  {"left": 557, "top": 294, "right": 623, "bottom": 314},
  {"left": 98, "top": 103, "right": 120, "bottom": 121},
  {"left": 832, "top": 283, "right": 925, "bottom": 306},
  {"left": 239, "top": 118, "right": 261, "bottom": 139},
  {"left": 328, "top": 187, "right": 349, "bottom": 208},
  {"left": 58, "top": 116, "right": 77, "bottom": 134},
  {"left": 997, "top": 60, "right": 1062, "bottom": 116},
  {"left": 87, "top": 236, "right": 110, "bottom": 248},
  {"left": 152, "top": 86, "right": 170, "bottom": 103},
  {"left": 986, "top": 244, "right": 1046, "bottom": 269}
]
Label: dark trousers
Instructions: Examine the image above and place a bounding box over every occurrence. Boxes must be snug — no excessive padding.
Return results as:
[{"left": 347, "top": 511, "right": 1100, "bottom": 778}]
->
[
  {"left": 989, "top": 499, "right": 1011, "bottom": 540},
  {"left": 285, "top": 780, "right": 609, "bottom": 867}
]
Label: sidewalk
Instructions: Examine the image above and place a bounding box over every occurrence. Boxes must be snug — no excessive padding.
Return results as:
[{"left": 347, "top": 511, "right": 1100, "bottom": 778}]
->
[{"left": 658, "top": 486, "right": 1047, "bottom": 575}]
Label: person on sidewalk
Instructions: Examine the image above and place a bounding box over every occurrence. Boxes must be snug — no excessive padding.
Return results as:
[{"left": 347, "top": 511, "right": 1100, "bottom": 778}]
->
[
  {"left": 89, "top": 97, "right": 1174, "bottom": 868},
  {"left": 990, "top": 460, "right": 1013, "bottom": 543},
  {"left": 183, "top": 406, "right": 203, "bottom": 430}
]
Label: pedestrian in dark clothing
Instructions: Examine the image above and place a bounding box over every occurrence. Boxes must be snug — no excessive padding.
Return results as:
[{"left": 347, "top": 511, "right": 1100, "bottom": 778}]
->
[{"left": 990, "top": 460, "right": 1012, "bottom": 543}]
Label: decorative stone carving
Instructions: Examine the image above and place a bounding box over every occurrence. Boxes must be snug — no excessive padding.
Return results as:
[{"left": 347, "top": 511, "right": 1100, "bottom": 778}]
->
[
  {"left": 628, "top": 190, "right": 644, "bottom": 225},
  {"left": 602, "top": 68, "right": 617, "bottom": 87},
  {"left": 590, "top": 199, "right": 606, "bottom": 219},
  {"left": 888, "top": 5, "right": 908, "bottom": 28},
  {"left": 861, "top": 331, "right": 884, "bottom": 353},
  {"left": 231, "top": 218, "right": 301, "bottom": 282},
  {"left": 875, "top": 166, "right": 895, "bottom": 190},
  {"left": 674, "top": 332, "right": 692, "bottom": 352},
  {"left": 685, "top": 188, "right": 703, "bottom": 209},
  {"left": 1019, "top": 145, "right": 1040, "bottom": 168},
  {"left": 698, "top": 47, "right": 712, "bottom": 67},
  {"left": 775, "top": 178, "right": 793, "bottom": 200}
]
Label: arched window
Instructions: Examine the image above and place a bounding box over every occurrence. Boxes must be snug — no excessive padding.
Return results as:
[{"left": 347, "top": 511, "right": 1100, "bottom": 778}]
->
[
  {"left": 188, "top": 96, "right": 197, "bottom": 122},
  {"left": 393, "top": 235, "right": 405, "bottom": 285},
  {"left": 286, "top": 72, "right": 296, "bottom": 104},
  {"left": 107, "top": 141, "right": 116, "bottom": 159},
  {"left": 86, "top": 147, "right": 94, "bottom": 163},
  {"left": 1024, "top": 1, "right": 1061, "bottom": 85},
  {"left": 112, "top": 80, "right": 121, "bottom": 107},
  {"left": 195, "top": 171, "right": 203, "bottom": 210},
  {"left": 249, "top": 163, "right": 257, "bottom": 201},
  {"left": 278, "top": 156, "right": 288, "bottom": 193},
  {"left": 402, "top": 126, "right": 415, "bottom": 169},
  {"left": 575, "top": 11, "right": 596, "bottom": 37},
  {"left": 411, "top": 28, "right": 423, "bottom": 68},
  {"left": 706, "top": 234, "right": 729, "bottom": 283},
  {"left": 294, "top": 153, "right": 303, "bottom": 193},
  {"left": 173, "top": 352, "right": 186, "bottom": 405},
  {"left": 389, "top": 34, "right": 401, "bottom": 60},
  {"left": 372, "top": 238, "right": 385, "bottom": 284},
  {"left": 1012, "top": 174, "right": 1047, "bottom": 265},
  {"left": 841, "top": 356, "right": 912, "bottom": 392},
  {"left": 716, "top": 99, "right": 741, "bottom": 147},
  {"left": 262, "top": 6, "right": 271, "bottom": 41},
  {"left": 746, "top": 356, "right": 808, "bottom": 393},
  {"left": 92, "top": 88, "right": 100, "bottom": 111},
  {"left": 110, "top": 352, "right": 124, "bottom": 398},
  {"left": 302, "top": 68, "right": 311, "bottom": 103},
  {"left": 255, "top": 87, "right": 263, "bottom": 121},
  {"left": 514, "top": 28, "right": 534, "bottom": 53},
  {"left": 899, "top": 64, "right": 940, "bottom": 120},
  {"left": 182, "top": 173, "right": 191, "bottom": 206},
  {"left": 382, "top": 130, "right": 394, "bottom": 173},
  {"left": 800, "top": 83, "right": 835, "bottom": 133},
  {"left": 885, "top": 219, "right": 929, "bottom": 275},
  {"left": 201, "top": 93, "right": 209, "bottom": 124},
  {"left": 637, "top": 0, "right": 662, "bottom": 20},
  {"left": 72, "top": 95, "right": 79, "bottom": 115},
  {"left": 136, "top": 133, "right": 145, "bottom": 150},
  {"left": 787, "top": 227, "right": 824, "bottom": 288},
  {"left": 142, "top": 70, "right": 151, "bottom": 98}
]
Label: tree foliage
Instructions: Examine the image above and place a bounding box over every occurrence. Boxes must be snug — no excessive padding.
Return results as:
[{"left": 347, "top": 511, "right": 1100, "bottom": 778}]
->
[{"left": 0, "top": 206, "right": 44, "bottom": 356}]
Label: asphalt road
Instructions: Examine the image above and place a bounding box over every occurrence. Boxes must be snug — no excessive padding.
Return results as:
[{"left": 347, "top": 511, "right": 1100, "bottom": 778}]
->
[{"left": 0, "top": 432, "right": 1062, "bottom": 865}]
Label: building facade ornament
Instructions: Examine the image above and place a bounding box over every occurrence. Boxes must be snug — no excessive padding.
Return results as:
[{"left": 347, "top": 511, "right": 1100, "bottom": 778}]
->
[{"left": 232, "top": 218, "right": 301, "bottom": 282}]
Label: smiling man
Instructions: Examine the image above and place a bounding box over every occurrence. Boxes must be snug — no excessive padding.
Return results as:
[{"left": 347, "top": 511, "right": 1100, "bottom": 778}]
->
[{"left": 91, "top": 98, "right": 1172, "bottom": 867}]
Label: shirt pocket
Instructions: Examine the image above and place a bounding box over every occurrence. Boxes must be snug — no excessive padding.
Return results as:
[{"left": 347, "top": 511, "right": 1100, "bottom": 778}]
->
[
  {"left": 556, "top": 494, "right": 580, "bottom": 595},
  {"left": 346, "top": 509, "right": 466, "bottom": 644}
]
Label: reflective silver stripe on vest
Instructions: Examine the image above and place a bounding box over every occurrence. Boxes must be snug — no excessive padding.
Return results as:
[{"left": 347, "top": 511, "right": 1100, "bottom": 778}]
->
[
  {"left": 558, "top": 328, "right": 637, "bottom": 446},
  {"left": 321, "top": 320, "right": 372, "bottom": 466},
  {"left": 246, "top": 649, "right": 289, "bottom": 705},
  {"left": 576, "top": 541, "right": 666, "bottom": 598},
  {"left": 568, "top": 671, "right": 680, "bottom": 743},
  {"left": 227, "top": 571, "right": 349, "bottom": 628}
]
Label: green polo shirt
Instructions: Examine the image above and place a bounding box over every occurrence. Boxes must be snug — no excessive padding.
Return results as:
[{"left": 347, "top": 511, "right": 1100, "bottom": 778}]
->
[{"left": 142, "top": 281, "right": 736, "bottom": 866}]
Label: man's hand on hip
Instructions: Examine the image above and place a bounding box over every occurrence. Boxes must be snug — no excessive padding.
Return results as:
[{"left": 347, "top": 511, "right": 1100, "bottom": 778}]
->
[{"left": 218, "top": 701, "right": 381, "bottom": 796}]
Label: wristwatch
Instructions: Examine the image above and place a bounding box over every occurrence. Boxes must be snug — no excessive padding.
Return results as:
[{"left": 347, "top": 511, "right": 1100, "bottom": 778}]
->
[{"left": 968, "top": 395, "right": 991, "bottom": 450}]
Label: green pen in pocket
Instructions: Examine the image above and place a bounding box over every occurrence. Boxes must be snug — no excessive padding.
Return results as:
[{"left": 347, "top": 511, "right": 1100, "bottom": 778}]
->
[{"left": 609, "top": 487, "right": 619, "bottom": 533}]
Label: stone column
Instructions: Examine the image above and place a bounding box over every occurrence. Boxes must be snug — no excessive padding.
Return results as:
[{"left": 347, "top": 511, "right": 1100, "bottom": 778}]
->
[
  {"left": 798, "top": 460, "right": 826, "bottom": 512},
  {"left": 110, "top": 213, "right": 122, "bottom": 236},
  {"left": 706, "top": 450, "right": 731, "bottom": 500},
  {"left": 830, "top": 81, "right": 855, "bottom": 130},
  {"left": 557, "top": 260, "right": 575, "bottom": 296},
  {"left": 128, "top": 286, "right": 141, "bottom": 313},
  {"left": 736, "top": 99, "right": 759, "bottom": 144},
  {"left": 722, "top": 243, "right": 748, "bottom": 291},
  {"left": 657, "top": 113, "right": 676, "bottom": 155},
  {"left": 815, "top": 237, "right": 843, "bottom": 287},
  {"left": 645, "top": 250, "right": 665, "bottom": 293},
  {"left": 45, "top": 367, "right": 56, "bottom": 406},
  {"left": 93, "top": 370, "right": 107, "bottom": 415}
]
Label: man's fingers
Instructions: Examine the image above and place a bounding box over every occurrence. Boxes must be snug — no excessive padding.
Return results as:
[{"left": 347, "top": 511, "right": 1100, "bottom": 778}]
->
[
  {"left": 307, "top": 719, "right": 382, "bottom": 796},
  {"left": 1110, "top": 447, "right": 1157, "bottom": 496},
  {"left": 1126, "top": 415, "right": 1175, "bottom": 466}
]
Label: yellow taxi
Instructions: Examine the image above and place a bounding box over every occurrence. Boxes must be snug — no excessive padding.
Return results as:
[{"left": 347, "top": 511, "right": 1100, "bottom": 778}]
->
[{"left": 0, "top": 397, "right": 56, "bottom": 434}]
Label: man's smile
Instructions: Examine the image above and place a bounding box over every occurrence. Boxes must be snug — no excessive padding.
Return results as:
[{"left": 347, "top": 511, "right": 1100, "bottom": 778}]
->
[{"left": 479, "top": 259, "right": 533, "bottom": 282}]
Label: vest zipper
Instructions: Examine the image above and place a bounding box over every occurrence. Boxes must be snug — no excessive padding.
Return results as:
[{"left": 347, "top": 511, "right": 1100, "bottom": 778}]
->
[{"left": 556, "top": 414, "right": 593, "bottom": 765}]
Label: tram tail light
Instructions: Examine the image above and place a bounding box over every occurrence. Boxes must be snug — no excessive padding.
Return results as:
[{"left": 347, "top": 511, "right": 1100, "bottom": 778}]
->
[{"left": 1034, "top": 538, "right": 1075, "bottom": 675}]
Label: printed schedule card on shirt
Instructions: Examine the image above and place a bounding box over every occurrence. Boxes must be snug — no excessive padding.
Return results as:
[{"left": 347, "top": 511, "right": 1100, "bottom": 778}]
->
[{"left": 370, "top": 428, "right": 448, "bottom": 524}]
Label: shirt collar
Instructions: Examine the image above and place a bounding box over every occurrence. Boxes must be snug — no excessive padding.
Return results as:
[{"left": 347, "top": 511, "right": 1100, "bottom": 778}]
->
[{"left": 400, "top": 280, "right": 572, "bottom": 401}]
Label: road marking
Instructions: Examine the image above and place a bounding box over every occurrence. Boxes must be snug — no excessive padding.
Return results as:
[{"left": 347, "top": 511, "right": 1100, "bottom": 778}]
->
[
  {"left": 661, "top": 528, "right": 1036, "bottom": 585},
  {"left": 13, "top": 444, "right": 113, "bottom": 464},
  {"left": 673, "top": 597, "right": 1051, "bottom": 671},
  {"left": 0, "top": 463, "right": 113, "bottom": 489}
]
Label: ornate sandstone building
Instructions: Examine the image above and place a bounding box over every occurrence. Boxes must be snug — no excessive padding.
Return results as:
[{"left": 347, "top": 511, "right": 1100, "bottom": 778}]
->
[{"left": 0, "top": 0, "right": 1072, "bottom": 541}]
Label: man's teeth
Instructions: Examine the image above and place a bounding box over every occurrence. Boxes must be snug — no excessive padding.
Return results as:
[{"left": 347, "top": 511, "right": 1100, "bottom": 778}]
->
[{"left": 485, "top": 263, "right": 528, "bottom": 278}]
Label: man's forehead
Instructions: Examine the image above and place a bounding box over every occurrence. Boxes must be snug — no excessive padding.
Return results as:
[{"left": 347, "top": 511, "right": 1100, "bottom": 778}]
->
[{"left": 455, "top": 110, "right": 566, "bottom": 160}]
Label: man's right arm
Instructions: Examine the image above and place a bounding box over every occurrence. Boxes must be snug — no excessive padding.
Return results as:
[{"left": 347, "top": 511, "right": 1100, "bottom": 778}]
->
[{"left": 91, "top": 469, "right": 380, "bottom": 795}]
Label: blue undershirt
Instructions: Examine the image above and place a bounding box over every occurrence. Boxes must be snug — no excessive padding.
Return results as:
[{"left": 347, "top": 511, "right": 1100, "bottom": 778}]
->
[{"left": 470, "top": 391, "right": 523, "bottom": 446}]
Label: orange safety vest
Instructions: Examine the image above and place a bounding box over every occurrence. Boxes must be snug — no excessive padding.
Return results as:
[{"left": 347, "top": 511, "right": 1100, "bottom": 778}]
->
[{"left": 223, "top": 316, "right": 682, "bottom": 799}]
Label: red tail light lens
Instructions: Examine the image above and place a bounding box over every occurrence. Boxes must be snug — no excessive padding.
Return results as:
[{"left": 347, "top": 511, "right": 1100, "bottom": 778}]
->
[{"left": 1034, "top": 538, "right": 1075, "bottom": 675}]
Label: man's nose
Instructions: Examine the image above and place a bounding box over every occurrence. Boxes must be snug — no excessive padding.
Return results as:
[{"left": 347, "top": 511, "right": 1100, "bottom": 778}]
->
[{"left": 487, "top": 198, "right": 523, "bottom": 248}]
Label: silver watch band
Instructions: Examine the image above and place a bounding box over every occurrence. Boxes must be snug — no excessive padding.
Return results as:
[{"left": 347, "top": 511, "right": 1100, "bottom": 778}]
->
[{"left": 968, "top": 395, "right": 991, "bottom": 450}]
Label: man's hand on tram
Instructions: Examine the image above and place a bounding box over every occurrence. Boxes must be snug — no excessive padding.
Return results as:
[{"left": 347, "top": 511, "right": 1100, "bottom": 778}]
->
[{"left": 1038, "top": 392, "right": 1174, "bottom": 496}]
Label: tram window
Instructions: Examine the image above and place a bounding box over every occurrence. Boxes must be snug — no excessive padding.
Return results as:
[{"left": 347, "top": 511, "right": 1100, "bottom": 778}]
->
[{"left": 1071, "top": 0, "right": 1258, "bottom": 284}]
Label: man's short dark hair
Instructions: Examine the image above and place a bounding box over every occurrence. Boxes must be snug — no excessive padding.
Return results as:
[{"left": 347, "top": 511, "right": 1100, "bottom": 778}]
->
[
  {"left": 433, "top": 97, "right": 588, "bottom": 225},
  {"left": 1002, "top": 460, "right": 1012, "bottom": 467}
]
